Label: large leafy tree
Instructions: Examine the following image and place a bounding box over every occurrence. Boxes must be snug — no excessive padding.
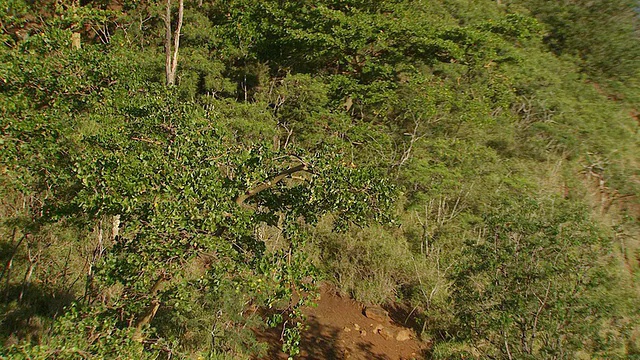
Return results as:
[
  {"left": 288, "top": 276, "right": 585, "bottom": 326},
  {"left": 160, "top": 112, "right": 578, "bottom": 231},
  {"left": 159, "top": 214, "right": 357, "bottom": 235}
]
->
[
  {"left": 449, "top": 198, "right": 624, "bottom": 359},
  {"left": 0, "top": 3, "right": 394, "bottom": 357}
]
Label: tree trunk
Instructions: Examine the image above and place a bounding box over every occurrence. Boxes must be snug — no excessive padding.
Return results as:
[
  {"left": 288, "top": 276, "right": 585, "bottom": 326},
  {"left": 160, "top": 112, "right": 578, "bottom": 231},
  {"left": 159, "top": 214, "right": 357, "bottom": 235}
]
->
[
  {"left": 235, "top": 163, "right": 309, "bottom": 208},
  {"left": 71, "top": 32, "right": 81, "bottom": 50},
  {"left": 164, "top": 0, "right": 184, "bottom": 86},
  {"left": 133, "top": 274, "right": 168, "bottom": 342}
]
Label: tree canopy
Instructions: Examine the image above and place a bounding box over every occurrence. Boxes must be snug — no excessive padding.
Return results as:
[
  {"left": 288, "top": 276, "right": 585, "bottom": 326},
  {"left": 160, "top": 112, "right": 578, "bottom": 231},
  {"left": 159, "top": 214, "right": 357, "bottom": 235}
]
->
[{"left": 1, "top": 0, "right": 639, "bottom": 358}]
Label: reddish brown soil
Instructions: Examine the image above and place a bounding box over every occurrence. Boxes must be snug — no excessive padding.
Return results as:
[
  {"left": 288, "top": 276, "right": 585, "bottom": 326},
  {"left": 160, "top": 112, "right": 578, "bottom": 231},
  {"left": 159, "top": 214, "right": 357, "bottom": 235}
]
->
[{"left": 257, "top": 284, "right": 427, "bottom": 359}]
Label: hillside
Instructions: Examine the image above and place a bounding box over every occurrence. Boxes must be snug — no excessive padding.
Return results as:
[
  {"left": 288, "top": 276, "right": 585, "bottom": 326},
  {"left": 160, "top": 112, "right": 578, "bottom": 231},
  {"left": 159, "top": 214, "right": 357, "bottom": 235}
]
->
[{"left": 1, "top": 0, "right": 639, "bottom": 358}]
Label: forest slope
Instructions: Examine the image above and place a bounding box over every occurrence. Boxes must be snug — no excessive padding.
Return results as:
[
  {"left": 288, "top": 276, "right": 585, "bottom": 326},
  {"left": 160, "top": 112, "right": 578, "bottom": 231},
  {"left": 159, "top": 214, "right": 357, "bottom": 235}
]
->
[{"left": 1, "top": 0, "right": 639, "bottom": 358}]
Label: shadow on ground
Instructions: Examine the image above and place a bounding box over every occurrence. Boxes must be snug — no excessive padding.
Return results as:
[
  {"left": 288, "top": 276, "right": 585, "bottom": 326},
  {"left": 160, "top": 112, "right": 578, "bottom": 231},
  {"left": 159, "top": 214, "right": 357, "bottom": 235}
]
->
[{"left": 258, "top": 314, "right": 408, "bottom": 359}]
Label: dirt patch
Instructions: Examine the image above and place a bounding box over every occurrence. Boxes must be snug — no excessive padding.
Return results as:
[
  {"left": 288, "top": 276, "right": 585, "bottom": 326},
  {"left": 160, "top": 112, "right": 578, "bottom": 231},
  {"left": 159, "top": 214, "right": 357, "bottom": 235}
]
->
[
  {"left": 630, "top": 109, "right": 639, "bottom": 126},
  {"left": 256, "top": 284, "right": 427, "bottom": 359}
]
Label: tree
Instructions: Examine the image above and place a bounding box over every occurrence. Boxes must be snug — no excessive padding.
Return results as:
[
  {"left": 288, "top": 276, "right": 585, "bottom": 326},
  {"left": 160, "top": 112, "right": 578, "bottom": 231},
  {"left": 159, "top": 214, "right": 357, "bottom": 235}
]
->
[
  {"left": 0, "top": 7, "right": 395, "bottom": 356},
  {"left": 164, "top": 0, "right": 184, "bottom": 85},
  {"left": 516, "top": 0, "right": 640, "bottom": 79},
  {"left": 448, "top": 198, "right": 622, "bottom": 359}
]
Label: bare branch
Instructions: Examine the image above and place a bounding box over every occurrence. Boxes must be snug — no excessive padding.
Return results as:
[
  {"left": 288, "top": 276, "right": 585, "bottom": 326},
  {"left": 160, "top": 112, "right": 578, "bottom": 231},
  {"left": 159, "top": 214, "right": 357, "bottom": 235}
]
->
[
  {"left": 131, "top": 137, "right": 162, "bottom": 145},
  {"left": 164, "top": 0, "right": 172, "bottom": 85},
  {"left": 532, "top": 281, "right": 551, "bottom": 343},
  {"left": 133, "top": 273, "right": 170, "bottom": 342},
  {"left": 235, "top": 164, "right": 310, "bottom": 208},
  {"left": 394, "top": 116, "right": 426, "bottom": 168},
  {"left": 170, "top": 0, "right": 184, "bottom": 84}
]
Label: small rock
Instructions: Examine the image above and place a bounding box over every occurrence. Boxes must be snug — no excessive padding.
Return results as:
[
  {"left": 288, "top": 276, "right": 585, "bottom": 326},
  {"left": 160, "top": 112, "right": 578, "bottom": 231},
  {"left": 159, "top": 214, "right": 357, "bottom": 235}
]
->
[
  {"left": 364, "top": 306, "right": 389, "bottom": 323},
  {"left": 373, "top": 324, "right": 384, "bottom": 334},
  {"left": 360, "top": 330, "right": 367, "bottom": 337},
  {"left": 343, "top": 327, "right": 351, "bottom": 332},
  {"left": 380, "top": 327, "right": 393, "bottom": 340},
  {"left": 354, "top": 323, "right": 360, "bottom": 331},
  {"left": 342, "top": 348, "right": 351, "bottom": 359},
  {"left": 396, "top": 329, "right": 412, "bottom": 342}
]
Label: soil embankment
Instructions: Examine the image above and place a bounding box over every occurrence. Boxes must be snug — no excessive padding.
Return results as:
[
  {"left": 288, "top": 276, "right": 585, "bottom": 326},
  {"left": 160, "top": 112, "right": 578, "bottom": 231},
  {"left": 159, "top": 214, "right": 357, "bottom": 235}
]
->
[{"left": 257, "top": 284, "right": 426, "bottom": 359}]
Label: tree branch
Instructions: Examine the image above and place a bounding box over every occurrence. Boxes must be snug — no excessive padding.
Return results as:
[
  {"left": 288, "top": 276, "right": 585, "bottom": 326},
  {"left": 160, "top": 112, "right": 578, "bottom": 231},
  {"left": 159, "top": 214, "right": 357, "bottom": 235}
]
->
[
  {"left": 164, "top": 0, "right": 172, "bottom": 85},
  {"left": 170, "top": 0, "right": 184, "bottom": 83},
  {"left": 133, "top": 273, "right": 170, "bottom": 342},
  {"left": 532, "top": 281, "right": 551, "bottom": 345},
  {"left": 235, "top": 164, "right": 309, "bottom": 208}
]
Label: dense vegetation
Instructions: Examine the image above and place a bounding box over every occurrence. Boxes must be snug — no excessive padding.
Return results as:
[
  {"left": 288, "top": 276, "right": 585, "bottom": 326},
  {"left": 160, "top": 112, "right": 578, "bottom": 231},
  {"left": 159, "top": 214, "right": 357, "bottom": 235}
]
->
[{"left": 1, "top": 0, "right": 639, "bottom": 358}]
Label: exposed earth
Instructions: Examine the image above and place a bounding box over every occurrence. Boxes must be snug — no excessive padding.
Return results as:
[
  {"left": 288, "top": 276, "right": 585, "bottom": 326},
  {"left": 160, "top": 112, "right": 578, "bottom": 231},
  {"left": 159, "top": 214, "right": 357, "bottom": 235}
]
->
[{"left": 257, "top": 284, "right": 428, "bottom": 359}]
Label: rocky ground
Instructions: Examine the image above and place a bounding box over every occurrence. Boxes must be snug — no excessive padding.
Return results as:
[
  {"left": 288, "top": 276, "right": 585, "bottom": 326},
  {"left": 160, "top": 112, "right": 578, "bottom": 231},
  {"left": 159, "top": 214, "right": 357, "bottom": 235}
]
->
[{"left": 257, "top": 284, "right": 428, "bottom": 359}]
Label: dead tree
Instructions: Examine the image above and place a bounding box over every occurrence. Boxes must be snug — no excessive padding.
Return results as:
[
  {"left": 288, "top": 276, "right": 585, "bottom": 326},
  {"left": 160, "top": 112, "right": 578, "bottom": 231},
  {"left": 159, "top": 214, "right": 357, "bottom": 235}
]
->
[{"left": 164, "top": 0, "right": 184, "bottom": 86}]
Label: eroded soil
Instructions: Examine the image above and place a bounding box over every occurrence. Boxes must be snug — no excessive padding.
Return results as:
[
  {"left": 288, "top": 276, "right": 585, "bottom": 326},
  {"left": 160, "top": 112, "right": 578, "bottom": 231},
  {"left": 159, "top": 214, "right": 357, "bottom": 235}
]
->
[{"left": 257, "top": 284, "right": 427, "bottom": 359}]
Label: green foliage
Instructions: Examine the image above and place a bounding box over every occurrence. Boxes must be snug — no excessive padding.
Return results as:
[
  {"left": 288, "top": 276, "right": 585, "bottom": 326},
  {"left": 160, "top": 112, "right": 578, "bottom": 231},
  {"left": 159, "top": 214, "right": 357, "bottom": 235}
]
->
[
  {"left": 3, "top": 305, "right": 151, "bottom": 360},
  {"left": 516, "top": 0, "right": 640, "bottom": 79},
  {"left": 449, "top": 198, "right": 624, "bottom": 358},
  {"left": 1, "top": 0, "right": 639, "bottom": 358},
  {"left": 1, "top": 9, "right": 395, "bottom": 357},
  {"left": 312, "top": 222, "right": 414, "bottom": 304}
]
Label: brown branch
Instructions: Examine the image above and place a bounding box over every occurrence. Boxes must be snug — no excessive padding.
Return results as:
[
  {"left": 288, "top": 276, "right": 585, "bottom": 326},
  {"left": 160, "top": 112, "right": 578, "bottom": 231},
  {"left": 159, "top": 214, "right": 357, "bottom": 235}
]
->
[
  {"left": 235, "top": 164, "right": 309, "bottom": 208},
  {"left": 131, "top": 137, "right": 162, "bottom": 145},
  {"left": 532, "top": 281, "right": 551, "bottom": 344},
  {"left": 164, "top": 0, "right": 172, "bottom": 85},
  {"left": 133, "top": 273, "right": 169, "bottom": 342},
  {"left": 1, "top": 229, "right": 23, "bottom": 284},
  {"left": 132, "top": 300, "right": 160, "bottom": 342}
]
